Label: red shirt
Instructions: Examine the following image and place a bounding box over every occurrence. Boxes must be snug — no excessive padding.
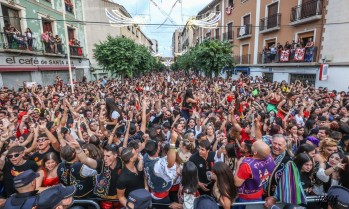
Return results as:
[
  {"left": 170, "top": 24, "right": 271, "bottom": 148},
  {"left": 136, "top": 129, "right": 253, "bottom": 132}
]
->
[{"left": 237, "top": 163, "right": 263, "bottom": 199}]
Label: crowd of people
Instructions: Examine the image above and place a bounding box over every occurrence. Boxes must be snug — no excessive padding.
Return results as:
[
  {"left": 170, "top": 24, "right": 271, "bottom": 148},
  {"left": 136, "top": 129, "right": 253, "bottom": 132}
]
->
[{"left": 1, "top": 72, "right": 349, "bottom": 209}]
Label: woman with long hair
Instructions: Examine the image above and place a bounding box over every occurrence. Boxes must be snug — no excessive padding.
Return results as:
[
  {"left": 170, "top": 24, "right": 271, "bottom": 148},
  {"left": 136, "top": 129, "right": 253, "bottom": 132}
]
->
[
  {"left": 36, "top": 152, "right": 60, "bottom": 192},
  {"left": 315, "top": 152, "right": 348, "bottom": 195},
  {"left": 169, "top": 161, "right": 200, "bottom": 209},
  {"left": 181, "top": 89, "right": 197, "bottom": 120},
  {"left": 277, "top": 92, "right": 296, "bottom": 120},
  {"left": 178, "top": 139, "right": 194, "bottom": 163},
  {"left": 104, "top": 98, "right": 122, "bottom": 130},
  {"left": 212, "top": 162, "right": 237, "bottom": 209},
  {"left": 293, "top": 153, "right": 314, "bottom": 195}
]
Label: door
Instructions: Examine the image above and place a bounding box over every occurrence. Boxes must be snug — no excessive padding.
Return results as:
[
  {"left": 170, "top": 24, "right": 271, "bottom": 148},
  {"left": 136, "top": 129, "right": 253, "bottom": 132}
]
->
[
  {"left": 75, "top": 68, "right": 84, "bottom": 82},
  {"left": 242, "top": 45, "right": 249, "bottom": 64},
  {"left": 42, "top": 20, "right": 52, "bottom": 33},
  {"left": 243, "top": 15, "right": 251, "bottom": 34},
  {"left": 267, "top": 2, "right": 278, "bottom": 28},
  {"left": 301, "top": 0, "right": 317, "bottom": 19},
  {"left": 2, "top": 6, "right": 21, "bottom": 32},
  {"left": 2, "top": 72, "right": 31, "bottom": 90},
  {"left": 68, "top": 28, "right": 75, "bottom": 40}
]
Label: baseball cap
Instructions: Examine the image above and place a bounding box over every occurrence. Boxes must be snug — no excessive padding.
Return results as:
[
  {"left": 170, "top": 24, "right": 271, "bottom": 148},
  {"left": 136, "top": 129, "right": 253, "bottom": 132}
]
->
[
  {"left": 327, "top": 185, "right": 349, "bottom": 209},
  {"left": 13, "top": 169, "right": 39, "bottom": 188},
  {"left": 37, "top": 184, "right": 76, "bottom": 209},
  {"left": 126, "top": 189, "right": 151, "bottom": 209}
]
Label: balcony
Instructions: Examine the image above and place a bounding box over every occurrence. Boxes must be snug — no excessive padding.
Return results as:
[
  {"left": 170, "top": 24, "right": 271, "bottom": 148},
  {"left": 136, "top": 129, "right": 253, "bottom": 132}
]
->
[
  {"left": 257, "top": 47, "right": 318, "bottom": 64},
  {"left": 42, "top": 41, "right": 65, "bottom": 55},
  {"left": 69, "top": 46, "right": 83, "bottom": 57},
  {"left": 223, "top": 31, "right": 234, "bottom": 41},
  {"left": 234, "top": 54, "right": 251, "bottom": 64},
  {"left": 1, "top": 30, "right": 39, "bottom": 52},
  {"left": 260, "top": 13, "right": 281, "bottom": 33},
  {"left": 290, "top": 0, "right": 323, "bottom": 25},
  {"left": 237, "top": 24, "right": 252, "bottom": 39},
  {"left": 65, "top": 1, "right": 74, "bottom": 14}
]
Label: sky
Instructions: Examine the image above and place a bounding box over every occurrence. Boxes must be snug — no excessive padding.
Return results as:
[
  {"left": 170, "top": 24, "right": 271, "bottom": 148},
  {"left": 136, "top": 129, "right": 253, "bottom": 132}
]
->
[{"left": 112, "top": 0, "right": 212, "bottom": 57}]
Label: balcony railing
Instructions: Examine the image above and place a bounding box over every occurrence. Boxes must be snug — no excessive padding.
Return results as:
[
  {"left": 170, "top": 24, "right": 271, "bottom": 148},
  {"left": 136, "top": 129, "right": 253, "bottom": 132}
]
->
[
  {"left": 1, "top": 30, "right": 39, "bottom": 51},
  {"left": 42, "top": 41, "right": 65, "bottom": 54},
  {"left": 260, "top": 13, "right": 281, "bottom": 32},
  {"left": 290, "top": 0, "right": 322, "bottom": 23},
  {"left": 234, "top": 54, "right": 251, "bottom": 64},
  {"left": 223, "top": 31, "right": 234, "bottom": 41},
  {"left": 257, "top": 47, "right": 318, "bottom": 64},
  {"left": 70, "top": 45, "right": 83, "bottom": 56},
  {"left": 237, "top": 24, "right": 252, "bottom": 39},
  {"left": 65, "top": 2, "right": 74, "bottom": 14}
]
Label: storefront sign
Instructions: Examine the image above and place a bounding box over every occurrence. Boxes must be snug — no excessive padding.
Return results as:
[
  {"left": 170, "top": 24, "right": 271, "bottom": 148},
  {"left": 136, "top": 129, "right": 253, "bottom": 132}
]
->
[{"left": 0, "top": 56, "right": 88, "bottom": 67}]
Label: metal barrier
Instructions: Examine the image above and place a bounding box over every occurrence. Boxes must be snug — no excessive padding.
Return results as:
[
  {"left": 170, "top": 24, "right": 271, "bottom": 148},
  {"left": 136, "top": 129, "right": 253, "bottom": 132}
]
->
[{"left": 72, "top": 196, "right": 324, "bottom": 209}]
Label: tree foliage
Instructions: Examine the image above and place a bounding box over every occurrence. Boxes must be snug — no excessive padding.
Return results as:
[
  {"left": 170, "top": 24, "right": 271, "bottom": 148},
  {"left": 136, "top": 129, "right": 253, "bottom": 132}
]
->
[
  {"left": 172, "top": 40, "right": 235, "bottom": 76},
  {"left": 93, "top": 36, "right": 162, "bottom": 78}
]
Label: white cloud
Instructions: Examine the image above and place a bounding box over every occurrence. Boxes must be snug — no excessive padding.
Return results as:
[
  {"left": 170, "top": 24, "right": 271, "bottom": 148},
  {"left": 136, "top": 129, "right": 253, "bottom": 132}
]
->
[{"left": 112, "top": 0, "right": 212, "bottom": 56}]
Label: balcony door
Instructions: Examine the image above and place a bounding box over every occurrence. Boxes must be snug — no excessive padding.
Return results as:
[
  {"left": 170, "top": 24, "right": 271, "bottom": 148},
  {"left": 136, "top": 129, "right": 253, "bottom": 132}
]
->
[
  {"left": 301, "top": 0, "right": 317, "bottom": 19},
  {"left": 42, "top": 19, "right": 53, "bottom": 33},
  {"left": 2, "top": 5, "right": 21, "bottom": 32},
  {"left": 242, "top": 44, "right": 249, "bottom": 64},
  {"left": 242, "top": 15, "right": 251, "bottom": 35},
  {"left": 267, "top": 2, "right": 278, "bottom": 28}
]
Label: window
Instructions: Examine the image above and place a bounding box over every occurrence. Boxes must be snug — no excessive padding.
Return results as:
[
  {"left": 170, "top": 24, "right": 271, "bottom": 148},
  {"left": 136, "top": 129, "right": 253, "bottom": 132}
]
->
[
  {"left": 267, "top": 2, "right": 278, "bottom": 28},
  {"left": 215, "top": 28, "right": 219, "bottom": 40},
  {"left": 298, "top": 31, "right": 314, "bottom": 46},
  {"left": 227, "top": 0, "right": 234, "bottom": 7},
  {"left": 42, "top": 19, "right": 53, "bottom": 33},
  {"left": 227, "top": 22, "right": 233, "bottom": 40},
  {"left": 265, "top": 39, "right": 276, "bottom": 48},
  {"left": 2, "top": 5, "right": 21, "bottom": 33},
  {"left": 132, "top": 26, "right": 134, "bottom": 34},
  {"left": 263, "top": 73, "right": 274, "bottom": 83},
  {"left": 68, "top": 27, "right": 75, "bottom": 40},
  {"left": 290, "top": 74, "right": 316, "bottom": 85},
  {"left": 243, "top": 15, "right": 250, "bottom": 25},
  {"left": 127, "top": 26, "right": 130, "bottom": 31}
]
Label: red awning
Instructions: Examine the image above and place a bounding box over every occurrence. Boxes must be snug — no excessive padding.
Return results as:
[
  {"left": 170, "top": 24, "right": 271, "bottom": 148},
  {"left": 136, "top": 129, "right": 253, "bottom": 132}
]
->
[
  {"left": 0, "top": 66, "right": 38, "bottom": 72},
  {"left": 38, "top": 66, "right": 76, "bottom": 71}
]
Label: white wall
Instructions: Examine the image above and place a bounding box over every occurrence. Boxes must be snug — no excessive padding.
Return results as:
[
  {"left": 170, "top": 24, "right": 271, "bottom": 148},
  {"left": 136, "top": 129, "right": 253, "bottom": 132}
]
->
[
  {"left": 321, "top": 0, "right": 349, "bottom": 63},
  {"left": 316, "top": 66, "right": 349, "bottom": 91}
]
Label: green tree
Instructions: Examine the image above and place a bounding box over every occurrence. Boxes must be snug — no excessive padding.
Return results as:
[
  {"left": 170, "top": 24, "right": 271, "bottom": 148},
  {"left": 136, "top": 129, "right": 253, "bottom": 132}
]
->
[
  {"left": 174, "top": 40, "right": 234, "bottom": 77},
  {"left": 94, "top": 36, "right": 158, "bottom": 78}
]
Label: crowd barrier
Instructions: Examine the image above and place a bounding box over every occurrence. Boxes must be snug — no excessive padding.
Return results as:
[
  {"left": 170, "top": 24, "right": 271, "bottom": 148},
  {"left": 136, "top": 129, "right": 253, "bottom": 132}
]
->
[{"left": 73, "top": 196, "right": 323, "bottom": 209}]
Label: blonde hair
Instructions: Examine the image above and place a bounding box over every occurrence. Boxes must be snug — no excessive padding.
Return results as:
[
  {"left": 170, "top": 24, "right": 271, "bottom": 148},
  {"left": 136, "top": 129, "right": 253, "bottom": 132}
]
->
[{"left": 319, "top": 138, "right": 337, "bottom": 152}]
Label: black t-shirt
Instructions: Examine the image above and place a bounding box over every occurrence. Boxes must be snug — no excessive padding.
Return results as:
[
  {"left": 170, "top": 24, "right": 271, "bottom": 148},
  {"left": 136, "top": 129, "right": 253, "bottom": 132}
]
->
[
  {"left": 189, "top": 151, "right": 215, "bottom": 184},
  {"left": 116, "top": 167, "right": 144, "bottom": 198},
  {"left": 29, "top": 146, "right": 59, "bottom": 167},
  {"left": 3, "top": 160, "right": 39, "bottom": 197},
  {"left": 95, "top": 158, "right": 122, "bottom": 196}
]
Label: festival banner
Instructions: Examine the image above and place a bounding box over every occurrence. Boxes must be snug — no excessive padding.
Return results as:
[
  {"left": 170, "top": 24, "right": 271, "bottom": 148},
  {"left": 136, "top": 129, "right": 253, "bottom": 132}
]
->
[
  {"left": 294, "top": 48, "right": 305, "bottom": 61},
  {"left": 280, "top": 50, "right": 290, "bottom": 62}
]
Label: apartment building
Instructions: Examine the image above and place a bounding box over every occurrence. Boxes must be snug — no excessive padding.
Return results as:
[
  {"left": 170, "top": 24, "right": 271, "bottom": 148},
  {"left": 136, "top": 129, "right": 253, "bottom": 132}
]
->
[
  {"left": 180, "top": 0, "right": 349, "bottom": 90},
  {"left": 83, "top": 0, "right": 154, "bottom": 80},
  {"left": 172, "top": 28, "right": 182, "bottom": 57},
  {"left": 0, "top": 0, "right": 89, "bottom": 89}
]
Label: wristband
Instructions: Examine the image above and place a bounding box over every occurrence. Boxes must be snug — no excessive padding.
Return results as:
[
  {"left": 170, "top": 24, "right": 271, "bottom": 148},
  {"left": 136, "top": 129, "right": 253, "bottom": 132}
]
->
[{"left": 170, "top": 143, "right": 176, "bottom": 149}]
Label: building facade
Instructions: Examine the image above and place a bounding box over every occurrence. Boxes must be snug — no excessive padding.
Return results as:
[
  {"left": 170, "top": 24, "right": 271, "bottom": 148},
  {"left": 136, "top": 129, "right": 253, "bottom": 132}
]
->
[
  {"left": 82, "top": 0, "right": 154, "bottom": 80},
  {"left": 179, "top": 0, "right": 349, "bottom": 90},
  {"left": 0, "top": 0, "right": 89, "bottom": 89},
  {"left": 172, "top": 28, "right": 182, "bottom": 58}
]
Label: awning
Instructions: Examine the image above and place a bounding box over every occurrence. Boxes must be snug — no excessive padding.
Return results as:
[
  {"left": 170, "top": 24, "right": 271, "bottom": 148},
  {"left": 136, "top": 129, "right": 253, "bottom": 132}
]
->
[
  {"left": 234, "top": 67, "right": 250, "bottom": 74},
  {"left": 0, "top": 66, "right": 38, "bottom": 72},
  {"left": 38, "top": 66, "right": 76, "bottom": 71}
]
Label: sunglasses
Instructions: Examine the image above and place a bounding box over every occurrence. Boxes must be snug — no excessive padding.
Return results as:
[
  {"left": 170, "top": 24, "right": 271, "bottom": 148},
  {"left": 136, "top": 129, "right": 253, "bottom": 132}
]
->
[
  {"left": 7, "top": 153, "right": 20, "bottom": 159},
  {"left": 37, "top": 138, "right": 49, "bottom": 142}
]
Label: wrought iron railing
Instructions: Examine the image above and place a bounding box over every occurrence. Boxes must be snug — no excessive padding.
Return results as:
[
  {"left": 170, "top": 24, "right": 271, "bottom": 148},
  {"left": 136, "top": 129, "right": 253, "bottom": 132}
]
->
[
  {"left": 237, "top": 24, "right": 252, "bottom": 38},
  {"left": 257, "top": 47, "right": 318, "bottom": 64},
  {"left": 223, "top": 31, "right": 234, "bottom": 41},
  {"left": 260, "top": 13, "right": 281, "bottom": 31},
  {"left": 70, "top": 45, "right": 83, "bottom": 56},
  {"left": 234, "top": 54, "right": 251, "bottom": 64},
  {"left": 290, "top": 0, "right": 323, "bottom": 22}
]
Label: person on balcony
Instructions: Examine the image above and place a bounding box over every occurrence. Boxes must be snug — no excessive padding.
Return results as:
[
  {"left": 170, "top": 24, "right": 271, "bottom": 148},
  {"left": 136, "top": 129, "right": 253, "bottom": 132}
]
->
[
  {"left": 48, "top": 32, "right": 56, "bottom": 54},
  {"left": 305, "top": 38, "right": 315, "bottom": 62},
  {"left": 25, "top": 28, "right": 33, "bottom": 51},
  {"left": 41, "top": 31, "right": 50, "bottom": 53},
  {"left": 269, "top": 44, "right": 277, "bottom": 62},
  {"left": 65, "top": 0, "right": 74, "bottom": 13},
  {"left": 55, "top": 35, "right": 63, "bottom": 54}
]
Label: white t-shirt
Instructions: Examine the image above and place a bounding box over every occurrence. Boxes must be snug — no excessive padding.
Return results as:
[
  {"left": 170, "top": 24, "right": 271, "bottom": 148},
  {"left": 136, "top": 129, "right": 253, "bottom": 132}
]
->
[{"left": 111, "top": 110, "right": 120, "bottom": 120}]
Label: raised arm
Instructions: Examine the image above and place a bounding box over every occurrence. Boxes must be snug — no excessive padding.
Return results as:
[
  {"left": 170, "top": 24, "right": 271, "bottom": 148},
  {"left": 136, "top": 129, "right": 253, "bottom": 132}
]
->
[{"left": 66, "top": 135, "right": 98, "bottom": 169}]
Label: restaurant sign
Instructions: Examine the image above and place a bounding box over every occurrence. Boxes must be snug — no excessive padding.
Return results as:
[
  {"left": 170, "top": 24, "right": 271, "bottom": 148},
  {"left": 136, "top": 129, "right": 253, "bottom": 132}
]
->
[{"left": 0, "top": 56, "right": 87, "bottom": 67}]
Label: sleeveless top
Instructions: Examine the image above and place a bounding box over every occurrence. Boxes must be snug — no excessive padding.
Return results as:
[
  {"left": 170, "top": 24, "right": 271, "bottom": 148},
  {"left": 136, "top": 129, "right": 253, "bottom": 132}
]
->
[{"left": 42, "top": 169, "right": 59, "bottom": 187}]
